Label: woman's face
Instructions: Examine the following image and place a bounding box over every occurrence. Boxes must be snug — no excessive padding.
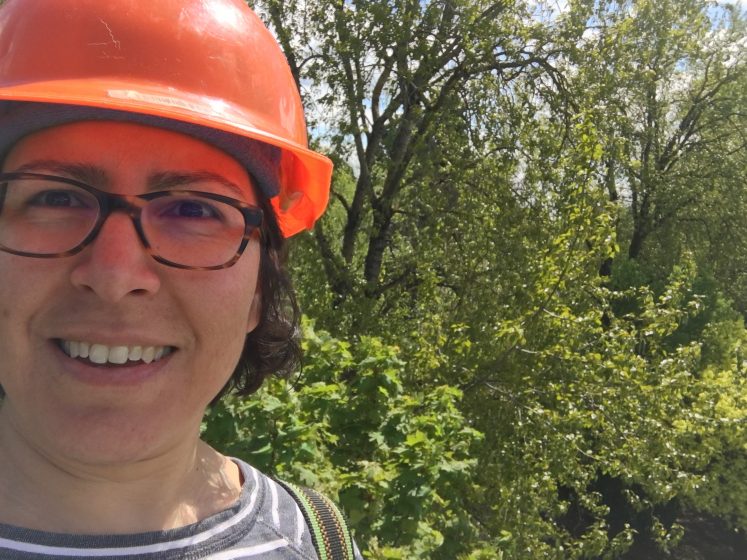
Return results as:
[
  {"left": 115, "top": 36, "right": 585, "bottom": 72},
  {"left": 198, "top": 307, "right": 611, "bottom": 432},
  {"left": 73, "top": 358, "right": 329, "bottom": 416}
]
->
[{"left": 0, "top": 121, "right": 261, "bottom": 464}]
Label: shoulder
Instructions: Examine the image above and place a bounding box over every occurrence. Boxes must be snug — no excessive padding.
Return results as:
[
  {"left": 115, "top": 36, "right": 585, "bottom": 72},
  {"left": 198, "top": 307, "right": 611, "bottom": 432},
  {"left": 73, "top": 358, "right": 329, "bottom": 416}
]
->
[
  {"left": 232, "top": 459, "right": 320, "bottom": 559},
  {"left": 232, "top": 459, "right": 364, "bottom": 560}
]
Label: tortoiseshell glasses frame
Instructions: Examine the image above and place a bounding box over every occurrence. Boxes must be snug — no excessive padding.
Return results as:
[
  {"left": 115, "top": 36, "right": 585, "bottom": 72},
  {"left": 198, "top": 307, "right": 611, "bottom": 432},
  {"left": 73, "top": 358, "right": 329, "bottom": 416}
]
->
[{"left": 0, "top": 172, "right": 264, "bottom": 270}]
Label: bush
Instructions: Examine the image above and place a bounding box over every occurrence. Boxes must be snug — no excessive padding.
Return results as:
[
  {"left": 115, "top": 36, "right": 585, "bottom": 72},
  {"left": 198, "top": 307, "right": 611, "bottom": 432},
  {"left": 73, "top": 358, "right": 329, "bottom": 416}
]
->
[{"left": 203, "top": 318, "right": 483, "bottom": 558}]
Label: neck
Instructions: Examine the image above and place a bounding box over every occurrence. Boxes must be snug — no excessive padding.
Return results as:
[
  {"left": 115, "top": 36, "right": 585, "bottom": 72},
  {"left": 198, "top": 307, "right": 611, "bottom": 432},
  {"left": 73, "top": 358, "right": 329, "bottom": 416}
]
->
[{"left": 0, "top": 411, "right": 241, "bottom": 534}]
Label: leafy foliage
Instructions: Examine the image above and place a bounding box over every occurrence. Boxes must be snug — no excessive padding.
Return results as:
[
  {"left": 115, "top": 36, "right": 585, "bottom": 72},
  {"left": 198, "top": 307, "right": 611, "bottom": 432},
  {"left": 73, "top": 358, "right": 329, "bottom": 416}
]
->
[
  {"left": 214, "top": 1, "right": 747, "bottom": 557},
  {"left": 203, "top": 319, "right": 482, "bottom": 558}
]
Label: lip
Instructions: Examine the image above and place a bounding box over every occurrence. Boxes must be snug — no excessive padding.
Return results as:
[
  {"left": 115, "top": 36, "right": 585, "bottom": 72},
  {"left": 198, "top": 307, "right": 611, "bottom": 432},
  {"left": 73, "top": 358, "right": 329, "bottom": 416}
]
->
[{"left": 50, "top": 338, "right": 176, "bottom": 387}]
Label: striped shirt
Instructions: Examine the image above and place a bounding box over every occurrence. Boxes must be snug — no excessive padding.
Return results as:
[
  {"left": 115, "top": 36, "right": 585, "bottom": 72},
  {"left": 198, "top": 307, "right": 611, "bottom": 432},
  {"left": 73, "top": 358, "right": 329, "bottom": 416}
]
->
[{"left": 0, "top": 460, "right": 363, "bottom": 559}]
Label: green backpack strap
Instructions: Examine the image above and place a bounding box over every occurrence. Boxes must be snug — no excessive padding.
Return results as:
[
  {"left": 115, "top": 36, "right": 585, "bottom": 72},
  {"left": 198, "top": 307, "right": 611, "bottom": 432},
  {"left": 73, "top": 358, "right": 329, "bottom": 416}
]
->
[{"left": 275, "top": 479, "right": 355, "bottom": 560}]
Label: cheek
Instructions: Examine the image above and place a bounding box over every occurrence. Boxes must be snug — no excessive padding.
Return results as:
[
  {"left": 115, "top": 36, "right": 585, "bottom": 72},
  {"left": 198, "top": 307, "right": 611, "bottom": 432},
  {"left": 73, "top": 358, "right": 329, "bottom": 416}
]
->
[
  {"left": 0, "top": 259, "right": 48, "bottom": 340},
  {"left": 195, "top": 301, "right": 250, "bottom": 358},
  {"left": 178, "top": 256, "right": 260, "bottom": 371},
  {"left": 180, "top": 294, "right": 254, "bottom": 403},
  {"left": 0, "top": 261, "right": 47, "bottom": 389}
]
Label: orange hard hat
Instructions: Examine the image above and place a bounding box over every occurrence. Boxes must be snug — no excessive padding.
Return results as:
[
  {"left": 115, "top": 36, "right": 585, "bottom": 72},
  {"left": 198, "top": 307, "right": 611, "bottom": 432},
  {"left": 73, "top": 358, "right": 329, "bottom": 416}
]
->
[{"left": 0, "top": 0, "right": 332, "bottom": 237}]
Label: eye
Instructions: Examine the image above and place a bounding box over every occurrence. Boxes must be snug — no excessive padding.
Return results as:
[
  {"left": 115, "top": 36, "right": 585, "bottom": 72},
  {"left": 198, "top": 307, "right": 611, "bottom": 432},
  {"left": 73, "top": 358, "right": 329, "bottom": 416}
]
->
[
  {"left": 29, "top": 189, "right": 91, "bottom": 208},
  {"left": 176, "top": 200, "right": 218, "bottom": 218},
  {"left": 162, "top": 199, "right": 223, "bottom": 219}
]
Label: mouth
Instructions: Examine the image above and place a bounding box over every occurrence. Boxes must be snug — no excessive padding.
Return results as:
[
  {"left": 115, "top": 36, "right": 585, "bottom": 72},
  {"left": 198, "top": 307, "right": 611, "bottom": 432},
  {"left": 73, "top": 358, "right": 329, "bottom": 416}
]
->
[{"left": 56, "top": 339, "right": 175, "bottom": 366}]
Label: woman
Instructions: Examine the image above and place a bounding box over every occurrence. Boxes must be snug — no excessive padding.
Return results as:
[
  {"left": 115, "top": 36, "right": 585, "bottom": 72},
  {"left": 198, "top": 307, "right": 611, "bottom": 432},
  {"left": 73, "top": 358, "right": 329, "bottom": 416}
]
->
[{"left": 0, "top": 0, "right": 359, "bottom": 558}]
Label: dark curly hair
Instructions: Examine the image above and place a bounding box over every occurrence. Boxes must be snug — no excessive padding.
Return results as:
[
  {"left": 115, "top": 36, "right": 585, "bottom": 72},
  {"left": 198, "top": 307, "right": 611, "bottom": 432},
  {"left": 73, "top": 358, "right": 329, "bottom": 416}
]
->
[{"left": 219, "top": 192, "right": 302, "bottom": 397}]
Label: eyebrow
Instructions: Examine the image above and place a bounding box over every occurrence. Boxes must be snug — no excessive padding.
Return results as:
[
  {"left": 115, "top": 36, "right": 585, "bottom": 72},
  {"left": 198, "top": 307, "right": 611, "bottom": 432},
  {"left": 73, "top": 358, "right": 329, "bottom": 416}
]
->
[
  {"left": 11, "top": 160, "right": 109, "bottom": 187},
  {"left": 148, "top": 171, "right": 246, "bottom": 198},
  {"left": 8, "top": 160, "right": 246, "bottom": 198}
]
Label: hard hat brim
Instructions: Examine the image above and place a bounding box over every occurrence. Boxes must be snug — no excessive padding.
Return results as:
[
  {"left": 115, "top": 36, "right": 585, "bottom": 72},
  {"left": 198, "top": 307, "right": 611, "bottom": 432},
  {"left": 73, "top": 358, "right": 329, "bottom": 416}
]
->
[{"left": 0, "top": 80, "right": 332, "bottom": 237}]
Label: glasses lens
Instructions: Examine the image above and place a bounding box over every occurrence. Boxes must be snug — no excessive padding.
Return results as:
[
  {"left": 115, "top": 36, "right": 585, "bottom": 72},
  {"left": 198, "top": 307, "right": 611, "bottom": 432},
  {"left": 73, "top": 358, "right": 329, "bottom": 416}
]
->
[
  {"left": 142, "top": 192, "right": 249, "bottom": 268},
  {"left": 0, "top": 177, "right": 99, "bottom": 255}
]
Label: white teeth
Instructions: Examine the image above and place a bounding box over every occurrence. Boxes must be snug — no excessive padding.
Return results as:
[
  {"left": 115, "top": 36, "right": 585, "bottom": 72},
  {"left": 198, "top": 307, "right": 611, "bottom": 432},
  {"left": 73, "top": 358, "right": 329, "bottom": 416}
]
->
[
  {"left": 89, "top": 344, "right": 109, "bottom": 365},
  {"left": 60, "top": 340, "right": 171, "bottom": 365},
  {"left": 108, "top": 346, "right": 129, "bottom": 365},
  {"left": 129, "top": 346, "right": 143, "bottom": 361},
  {"left": 142, "top": 346, "right": 156, "bottom": 364}
]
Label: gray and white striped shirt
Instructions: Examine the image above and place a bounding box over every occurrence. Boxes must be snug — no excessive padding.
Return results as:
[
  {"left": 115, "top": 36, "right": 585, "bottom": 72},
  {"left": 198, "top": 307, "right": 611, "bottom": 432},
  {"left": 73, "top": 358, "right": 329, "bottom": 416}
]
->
[{"left": 0, "top": 460, "right": 363, "bottom": 559}]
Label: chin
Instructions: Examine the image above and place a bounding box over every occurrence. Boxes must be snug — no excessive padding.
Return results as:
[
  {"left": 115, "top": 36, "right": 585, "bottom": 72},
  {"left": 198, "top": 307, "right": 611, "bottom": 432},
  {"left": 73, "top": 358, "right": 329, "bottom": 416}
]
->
[{"left": 36, "top": 402, "right": 204, "bottom": 466}]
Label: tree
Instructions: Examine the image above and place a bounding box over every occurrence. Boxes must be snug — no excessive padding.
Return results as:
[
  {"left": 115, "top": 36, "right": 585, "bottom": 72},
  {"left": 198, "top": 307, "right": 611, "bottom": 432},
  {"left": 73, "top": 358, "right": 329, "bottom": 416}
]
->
[
  {"left": 239, "top": 1, "right": 747, "bottom": 557},
  {"left": 568, "top": 0, "right": 747, "bottom": 266},
  {"left": 254, "top": 0, "right": 557, "bottom": 307}
]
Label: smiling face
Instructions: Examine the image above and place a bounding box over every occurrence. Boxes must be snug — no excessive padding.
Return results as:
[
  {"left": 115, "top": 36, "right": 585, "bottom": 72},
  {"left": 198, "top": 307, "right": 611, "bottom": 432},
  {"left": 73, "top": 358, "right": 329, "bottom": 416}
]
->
[{"left": 0, "top": 121, "right": 262, "bottom": 464}]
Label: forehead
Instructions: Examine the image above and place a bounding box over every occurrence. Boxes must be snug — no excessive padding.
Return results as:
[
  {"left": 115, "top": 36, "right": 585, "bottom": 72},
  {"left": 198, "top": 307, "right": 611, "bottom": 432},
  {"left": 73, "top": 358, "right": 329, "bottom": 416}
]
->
[{"left": 2, "top": 121, "right": 257, "bottom": 200}]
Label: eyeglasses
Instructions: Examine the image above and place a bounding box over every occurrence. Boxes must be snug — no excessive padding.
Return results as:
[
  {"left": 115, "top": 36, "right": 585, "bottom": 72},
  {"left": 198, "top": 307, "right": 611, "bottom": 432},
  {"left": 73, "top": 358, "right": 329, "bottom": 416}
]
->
[{"left": 0, "top": 172, "right": 263, "bottom": 270}]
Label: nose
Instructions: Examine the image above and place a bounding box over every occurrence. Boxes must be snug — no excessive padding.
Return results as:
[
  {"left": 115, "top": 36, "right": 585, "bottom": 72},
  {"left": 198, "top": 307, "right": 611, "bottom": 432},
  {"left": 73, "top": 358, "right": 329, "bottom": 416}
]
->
[{"left": 70, "top": 212, "right": 161, "bottom": 301}]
